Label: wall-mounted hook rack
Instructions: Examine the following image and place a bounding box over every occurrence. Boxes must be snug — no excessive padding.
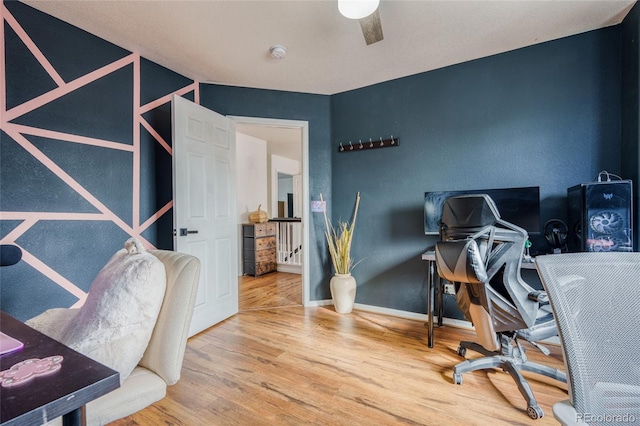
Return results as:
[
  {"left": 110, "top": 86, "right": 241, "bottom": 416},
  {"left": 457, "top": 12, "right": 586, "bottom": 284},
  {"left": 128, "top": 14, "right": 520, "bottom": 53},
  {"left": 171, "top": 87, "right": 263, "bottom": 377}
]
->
[{"left": 338, "top": 135, "right": 399, "bottom": 153}]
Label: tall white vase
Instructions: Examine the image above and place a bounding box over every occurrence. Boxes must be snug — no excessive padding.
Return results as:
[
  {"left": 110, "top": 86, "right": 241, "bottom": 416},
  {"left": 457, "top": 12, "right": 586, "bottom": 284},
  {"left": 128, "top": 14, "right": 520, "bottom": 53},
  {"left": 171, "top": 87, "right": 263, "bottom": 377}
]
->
[{"left": 330, "top": 273, "right": 357, "bottom": 314}]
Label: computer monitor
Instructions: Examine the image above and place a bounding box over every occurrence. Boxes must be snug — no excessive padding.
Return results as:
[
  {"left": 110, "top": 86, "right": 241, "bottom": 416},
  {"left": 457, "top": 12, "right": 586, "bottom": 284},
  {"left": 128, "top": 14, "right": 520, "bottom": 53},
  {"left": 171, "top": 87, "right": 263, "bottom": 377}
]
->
[{"left": 424, "top": 186, "right": 541, "bottom": 235}]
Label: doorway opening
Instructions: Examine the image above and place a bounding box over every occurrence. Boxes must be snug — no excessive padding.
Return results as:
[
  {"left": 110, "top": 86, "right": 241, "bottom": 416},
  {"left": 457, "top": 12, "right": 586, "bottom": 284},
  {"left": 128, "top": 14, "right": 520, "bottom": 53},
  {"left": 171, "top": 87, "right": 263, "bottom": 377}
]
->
[{"left": 231, "top": 116, "right": 309, "bottom": 310}]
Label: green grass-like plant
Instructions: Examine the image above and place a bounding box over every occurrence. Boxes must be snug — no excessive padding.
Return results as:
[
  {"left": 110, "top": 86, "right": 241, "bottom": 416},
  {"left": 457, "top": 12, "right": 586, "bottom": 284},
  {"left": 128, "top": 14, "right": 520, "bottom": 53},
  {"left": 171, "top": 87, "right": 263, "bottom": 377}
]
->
[{"left": 320, "top": 192, "right": 361, "bottom": 275}]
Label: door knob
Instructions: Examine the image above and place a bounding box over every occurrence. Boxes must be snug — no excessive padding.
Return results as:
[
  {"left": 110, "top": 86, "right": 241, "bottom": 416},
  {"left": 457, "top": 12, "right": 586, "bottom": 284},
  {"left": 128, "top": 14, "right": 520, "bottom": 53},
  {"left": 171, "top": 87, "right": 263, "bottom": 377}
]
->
[{"left": 179, "top": 228, "right": 199, "bottom": 236}]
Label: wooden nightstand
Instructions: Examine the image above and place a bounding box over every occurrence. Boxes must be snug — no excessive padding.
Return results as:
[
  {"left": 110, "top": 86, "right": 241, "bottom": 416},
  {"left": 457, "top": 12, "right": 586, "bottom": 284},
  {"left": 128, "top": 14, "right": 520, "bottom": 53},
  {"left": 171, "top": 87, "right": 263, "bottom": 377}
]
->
[{"left": 242, "top": 223, "right": 277, "bottom": 276}]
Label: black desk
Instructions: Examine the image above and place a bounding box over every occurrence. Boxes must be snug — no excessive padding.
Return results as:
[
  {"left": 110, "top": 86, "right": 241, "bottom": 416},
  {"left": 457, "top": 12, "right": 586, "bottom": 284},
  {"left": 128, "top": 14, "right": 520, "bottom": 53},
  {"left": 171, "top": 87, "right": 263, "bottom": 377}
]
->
[
  {"left": 421, "top": 251, "right": 441, "bottom": 348},
  {"left": 0, "top": 312, "right": 120, "bottom": 426}
]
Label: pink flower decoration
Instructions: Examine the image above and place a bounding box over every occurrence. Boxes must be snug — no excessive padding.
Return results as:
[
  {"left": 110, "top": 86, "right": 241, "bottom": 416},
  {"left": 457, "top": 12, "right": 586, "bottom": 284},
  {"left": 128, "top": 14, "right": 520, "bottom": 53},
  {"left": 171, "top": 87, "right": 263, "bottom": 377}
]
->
[{"left": 0, "top": 356, "right": 63, "bottom": 387}]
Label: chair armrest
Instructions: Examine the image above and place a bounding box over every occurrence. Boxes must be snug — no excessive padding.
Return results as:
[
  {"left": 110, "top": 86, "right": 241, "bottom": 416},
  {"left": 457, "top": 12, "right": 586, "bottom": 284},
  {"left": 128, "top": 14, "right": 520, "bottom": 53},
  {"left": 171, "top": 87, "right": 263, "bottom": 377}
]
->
[{"left": 435, "top": 239, "right": 487, "bottom": 284}]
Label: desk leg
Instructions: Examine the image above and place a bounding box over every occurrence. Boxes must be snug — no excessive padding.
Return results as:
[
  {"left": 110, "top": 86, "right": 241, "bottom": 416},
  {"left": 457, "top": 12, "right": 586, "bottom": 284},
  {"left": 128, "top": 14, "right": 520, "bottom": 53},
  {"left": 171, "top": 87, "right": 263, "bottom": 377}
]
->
[
  {"left": 436, "top": 273, "right": 443, "bottom": 327},
  {"left": 62, "top": 405, "right": 86, "bottom": 426},
  {"left": 427, "top": 260, "right": 434, "bottom": 348}
]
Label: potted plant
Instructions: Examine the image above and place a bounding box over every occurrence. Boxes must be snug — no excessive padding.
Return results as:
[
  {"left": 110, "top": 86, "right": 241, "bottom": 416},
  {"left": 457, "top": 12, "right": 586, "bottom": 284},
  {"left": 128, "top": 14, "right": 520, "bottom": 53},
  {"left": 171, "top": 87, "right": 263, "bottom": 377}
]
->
[{"left": 319, "top": 192, "right": 361, "bottom": 313}]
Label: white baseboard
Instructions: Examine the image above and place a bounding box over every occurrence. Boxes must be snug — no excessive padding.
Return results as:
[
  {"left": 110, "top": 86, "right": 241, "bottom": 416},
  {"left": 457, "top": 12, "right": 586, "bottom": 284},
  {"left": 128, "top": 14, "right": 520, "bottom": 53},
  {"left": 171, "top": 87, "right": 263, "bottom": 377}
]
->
[
  {"left": 353, "top": 303, "right": 473, "bottom": 329},
  {"left": 277, "top": 264, "right": 302, "bottom": 274},
  {"left": 306, "top": 300, "right": 463, "bottom": 326},
  {"left": 307, "top": 301, "right": 560, "bottom": 345},
  {"left": 355, "top": 303, "right": 560, "bottom": 345},
  {"left": 353, "top": 303, "right": 429, "bottom": 322},
  {"left": 305, "top": 299, "right": 333, "bottom": 307}
]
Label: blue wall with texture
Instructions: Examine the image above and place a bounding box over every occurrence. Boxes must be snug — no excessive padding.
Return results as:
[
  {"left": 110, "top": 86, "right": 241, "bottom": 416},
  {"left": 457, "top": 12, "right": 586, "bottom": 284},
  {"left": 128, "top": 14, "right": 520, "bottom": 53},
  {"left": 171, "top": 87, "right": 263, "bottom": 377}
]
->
[
  {"left": 1, "top": 1, "right": 194, "bottom": 320},
  {"left": 330, "top": 27, "right": 623, "bottom": 316},
  {"left": 2, "top": 0, "right": 638, "bottom": 323},
  {"left": 622, "top": 3, "right": 640, "bottom": 248}
]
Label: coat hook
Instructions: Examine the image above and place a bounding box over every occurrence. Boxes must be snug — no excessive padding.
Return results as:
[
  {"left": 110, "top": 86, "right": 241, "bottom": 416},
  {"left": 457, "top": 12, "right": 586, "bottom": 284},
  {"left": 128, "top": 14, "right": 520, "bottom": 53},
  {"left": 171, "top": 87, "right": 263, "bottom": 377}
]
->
[
  {"left": 369, "top": 138, "right": 373, "bottom": 148},
  {"left": 380, "top": 137, "right": 384, "bottom": 146},
  {"left": 349, "top": 141, "right": 354, "bottom": 150},
  {"left": 391, "top": 134, "right": 395, "bottom": 145},
  {"left": 340, "top": 142, "right": 344, "bottom": 152},
  {"left": 359, "top": 140, "right": 363, "bottom": 149}
]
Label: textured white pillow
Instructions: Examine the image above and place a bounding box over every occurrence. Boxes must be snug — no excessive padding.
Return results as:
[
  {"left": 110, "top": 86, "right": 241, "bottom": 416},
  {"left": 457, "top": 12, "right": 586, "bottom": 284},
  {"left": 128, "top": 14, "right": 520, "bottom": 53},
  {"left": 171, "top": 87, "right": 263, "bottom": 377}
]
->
[
  {"left": 26, "top": 308, "right": 78, "bottom": 342},
  {"left": 56, "top": 238, "right": 165, "bottom": 383}
]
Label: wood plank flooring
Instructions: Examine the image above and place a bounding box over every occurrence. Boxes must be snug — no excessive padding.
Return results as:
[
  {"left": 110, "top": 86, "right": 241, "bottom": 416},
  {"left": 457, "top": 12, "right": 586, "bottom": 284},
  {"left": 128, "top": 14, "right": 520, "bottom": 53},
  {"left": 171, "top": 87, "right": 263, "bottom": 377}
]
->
[
  {"left": 111, "top": 306, "right": 568, "bottom": 425},
  {"left": 239, "top": 272, "right": 302, "bottom": 311}
]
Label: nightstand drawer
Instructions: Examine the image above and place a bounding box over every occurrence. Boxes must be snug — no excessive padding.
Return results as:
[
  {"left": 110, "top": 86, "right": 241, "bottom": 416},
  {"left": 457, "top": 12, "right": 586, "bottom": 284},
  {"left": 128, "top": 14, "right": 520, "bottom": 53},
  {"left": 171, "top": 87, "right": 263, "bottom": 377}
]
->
[
  {"left": 254, "top": 222, "right": 276, "bottom": 237},
  {"left": 256, "top": 248, "right": 276, "bottom": 262},
  {"left": 255, "top": 236, "right": 276, "bottom": 250},
  {"left": 255, "top": 261, "right": 277, "bottom": 276}
]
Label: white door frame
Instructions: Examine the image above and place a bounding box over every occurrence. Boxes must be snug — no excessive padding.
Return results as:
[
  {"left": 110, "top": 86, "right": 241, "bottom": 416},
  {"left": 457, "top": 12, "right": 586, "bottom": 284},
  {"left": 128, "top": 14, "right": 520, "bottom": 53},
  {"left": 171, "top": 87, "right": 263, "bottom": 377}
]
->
[{"left": 229, "top": 116, "right": 310, "bottom": 307}]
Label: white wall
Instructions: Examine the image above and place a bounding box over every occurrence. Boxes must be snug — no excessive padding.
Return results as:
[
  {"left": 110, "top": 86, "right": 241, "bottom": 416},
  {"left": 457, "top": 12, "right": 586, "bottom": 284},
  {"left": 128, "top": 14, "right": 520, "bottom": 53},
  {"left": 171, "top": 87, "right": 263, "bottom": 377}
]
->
[
  {"left": 278, "top": 174, "right": 293, "bottom": 204},
  {"left": 236, "top": 132, "right": 268, "bottom": 224},
  {"left": 270, "top": 154, "right": 300, "bottom": 217},
  {"left": 278, "top": 175, "right": 293, "bottom": 201}
]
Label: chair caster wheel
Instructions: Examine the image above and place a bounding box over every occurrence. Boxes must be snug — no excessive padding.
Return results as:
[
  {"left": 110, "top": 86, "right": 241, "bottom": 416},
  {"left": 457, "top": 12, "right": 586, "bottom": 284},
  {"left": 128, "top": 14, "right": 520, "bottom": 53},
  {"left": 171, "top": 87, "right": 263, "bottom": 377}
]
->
[
  {"left": 453, "top": 373, "right": 463, "bottom": 385},
  {"left": 527, "top": 405, "right": 543, "bottom": 419},
  {"left": 457, "top": 346, "right": 466, "bottom": 357}
]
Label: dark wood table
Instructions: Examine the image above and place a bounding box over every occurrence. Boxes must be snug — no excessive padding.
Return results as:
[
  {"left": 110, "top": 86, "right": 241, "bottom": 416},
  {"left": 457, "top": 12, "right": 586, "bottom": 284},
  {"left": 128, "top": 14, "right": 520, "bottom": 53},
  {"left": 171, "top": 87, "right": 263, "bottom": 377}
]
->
[{"left": 0, "top": 311, "right": 120, "bottom": 426}]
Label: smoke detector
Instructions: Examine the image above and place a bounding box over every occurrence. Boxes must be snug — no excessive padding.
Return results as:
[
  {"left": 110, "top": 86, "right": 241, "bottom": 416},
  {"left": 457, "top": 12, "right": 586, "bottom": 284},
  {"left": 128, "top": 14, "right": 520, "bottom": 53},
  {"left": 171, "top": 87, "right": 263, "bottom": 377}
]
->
[{"left": 269, "top": 45, "right": 287, "bottom": 59}]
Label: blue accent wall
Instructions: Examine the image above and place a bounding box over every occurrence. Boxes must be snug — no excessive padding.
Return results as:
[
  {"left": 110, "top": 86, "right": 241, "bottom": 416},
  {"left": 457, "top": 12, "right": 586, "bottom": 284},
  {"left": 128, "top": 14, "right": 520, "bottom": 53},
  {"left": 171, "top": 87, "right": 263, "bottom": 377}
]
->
[
  {"left": 622, "top": 2, "right": 640, "bottom": 250},
  {"left": 2, "top": 0, "right": 638, "bottom": 323},
  {"left": 331, "top": 27, "right": 623, "bottom": 316},
  {"left": 1, "top": 1, "right": 188, "bottom": 320}
]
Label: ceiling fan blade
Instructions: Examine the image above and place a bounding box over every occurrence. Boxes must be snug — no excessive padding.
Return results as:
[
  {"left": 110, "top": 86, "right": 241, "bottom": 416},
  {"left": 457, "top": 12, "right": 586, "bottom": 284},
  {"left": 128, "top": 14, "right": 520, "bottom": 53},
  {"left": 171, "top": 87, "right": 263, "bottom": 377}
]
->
[{"left": 359, "top": 9, "right": 383, "bottom": 45}]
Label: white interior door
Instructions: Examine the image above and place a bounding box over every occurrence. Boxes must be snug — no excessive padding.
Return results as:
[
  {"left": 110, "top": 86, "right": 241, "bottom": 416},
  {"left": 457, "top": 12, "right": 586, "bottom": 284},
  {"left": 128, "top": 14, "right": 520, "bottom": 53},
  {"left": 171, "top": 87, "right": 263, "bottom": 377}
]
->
[{"left": 172, "top": 94, "right": 238, "bottom": 337}]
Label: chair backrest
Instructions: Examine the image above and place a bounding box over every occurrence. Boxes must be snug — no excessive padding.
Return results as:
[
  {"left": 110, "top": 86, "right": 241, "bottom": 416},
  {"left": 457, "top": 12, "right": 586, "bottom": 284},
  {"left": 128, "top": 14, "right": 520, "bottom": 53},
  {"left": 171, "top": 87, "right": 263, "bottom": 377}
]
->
[
  {"left": 437, "top": 194, "right": 538, "bottom": 335},
  {"left": 440, "top": 193, "right": 502, "bottom": 238},
  {"left": 536, "top": 252, "right": 640, "bottom": 419},
  {"left": 140, "top": 250, "right": 200, "bottom": 385}
]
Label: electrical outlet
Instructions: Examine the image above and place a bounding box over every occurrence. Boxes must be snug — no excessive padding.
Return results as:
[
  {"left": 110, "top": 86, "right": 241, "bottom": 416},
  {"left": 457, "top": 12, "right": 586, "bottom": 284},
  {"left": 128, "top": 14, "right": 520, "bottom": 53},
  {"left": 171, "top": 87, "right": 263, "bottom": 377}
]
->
[{"left": 443, "top": 282, "right": 455, "bottom": 295}]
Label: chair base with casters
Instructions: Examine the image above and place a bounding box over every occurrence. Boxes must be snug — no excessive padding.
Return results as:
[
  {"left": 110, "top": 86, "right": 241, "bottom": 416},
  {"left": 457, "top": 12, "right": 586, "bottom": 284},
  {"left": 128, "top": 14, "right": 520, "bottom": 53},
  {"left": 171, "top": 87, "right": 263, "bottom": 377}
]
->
[{"left": 453, "top": 333, "right": 567, "bottom": 420}]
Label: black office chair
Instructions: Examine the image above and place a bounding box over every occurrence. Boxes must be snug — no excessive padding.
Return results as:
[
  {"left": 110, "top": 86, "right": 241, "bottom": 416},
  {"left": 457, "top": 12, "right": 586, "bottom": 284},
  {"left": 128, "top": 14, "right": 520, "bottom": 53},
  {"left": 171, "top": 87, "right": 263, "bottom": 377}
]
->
[
  {"left": 0, "top": 244, "right": 22, "bottom": 267},
  {"left": 435, "top": 194, "right": 566, "bottom": 420}
]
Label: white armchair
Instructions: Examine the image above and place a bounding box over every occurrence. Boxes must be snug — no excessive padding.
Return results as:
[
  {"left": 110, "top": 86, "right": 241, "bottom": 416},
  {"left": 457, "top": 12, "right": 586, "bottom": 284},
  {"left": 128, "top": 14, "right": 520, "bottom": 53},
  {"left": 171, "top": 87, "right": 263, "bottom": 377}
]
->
[
  {"left": 87, "top": 249, "right": 200, "bottom": 424},
  {"left": 29, "top": 248, "right": 200, "bottom": 425}
]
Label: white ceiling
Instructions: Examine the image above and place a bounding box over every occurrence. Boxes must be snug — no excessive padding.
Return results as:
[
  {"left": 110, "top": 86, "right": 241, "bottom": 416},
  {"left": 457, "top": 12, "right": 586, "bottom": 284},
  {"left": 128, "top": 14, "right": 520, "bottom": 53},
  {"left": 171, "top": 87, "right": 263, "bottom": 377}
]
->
[
  {"left": 236, "top": 123, "right": 302, "bottom": 159},
  {"left": 23, "top": 0, "right": 636, "bottom": 96},
  {"left": 21, "top": 0, "right": 636, "bottom": 149}
]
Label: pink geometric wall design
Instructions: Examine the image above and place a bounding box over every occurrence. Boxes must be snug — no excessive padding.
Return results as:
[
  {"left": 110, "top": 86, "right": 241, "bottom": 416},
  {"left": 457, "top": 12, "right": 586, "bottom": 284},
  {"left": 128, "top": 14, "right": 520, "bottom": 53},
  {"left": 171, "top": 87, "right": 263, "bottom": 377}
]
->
[{"left": 0, "top": 3, "right": 198, "bottom": 308}]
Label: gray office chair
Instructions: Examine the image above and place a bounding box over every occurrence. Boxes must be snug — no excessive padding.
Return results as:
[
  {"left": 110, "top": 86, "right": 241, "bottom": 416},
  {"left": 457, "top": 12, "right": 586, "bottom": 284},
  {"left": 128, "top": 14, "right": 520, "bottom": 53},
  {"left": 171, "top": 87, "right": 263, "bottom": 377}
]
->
[
  {"left": 435, "top": 194, "right": 566, "bottom": 419},
  {"left": 536, "top": 252, "right": 640, "bottom": 426}
]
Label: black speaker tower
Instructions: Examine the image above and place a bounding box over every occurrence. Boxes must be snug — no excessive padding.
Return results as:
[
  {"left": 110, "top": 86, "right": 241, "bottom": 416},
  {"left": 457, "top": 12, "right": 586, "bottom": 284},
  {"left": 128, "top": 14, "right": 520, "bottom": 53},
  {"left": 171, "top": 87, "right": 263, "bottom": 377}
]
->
[{"left": 567, "top": 180, "right": 634, "bottom": 252}]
